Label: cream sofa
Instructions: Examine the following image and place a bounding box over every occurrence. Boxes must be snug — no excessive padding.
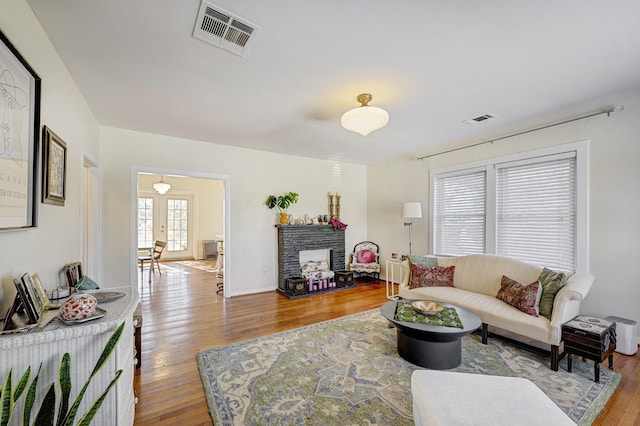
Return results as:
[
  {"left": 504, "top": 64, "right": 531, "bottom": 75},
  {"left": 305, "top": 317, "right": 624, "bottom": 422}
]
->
[{"left": 399, "top": 254, "right": 594, "bottom": 370}]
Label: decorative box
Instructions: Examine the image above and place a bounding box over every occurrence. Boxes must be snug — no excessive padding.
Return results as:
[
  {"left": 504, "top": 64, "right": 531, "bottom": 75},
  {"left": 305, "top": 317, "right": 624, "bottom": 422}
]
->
[
  {"left": 562, "top": 315, "right": 616, "bottom": 383},
  {"left": 286, "top": 277, "right": 307, "bottom": 296},
  {"left": 335, "top": 270, "right": 354, "bottom": 287},
  {"left": 563, "top": 316, "right": 616, "bottom": 352}
]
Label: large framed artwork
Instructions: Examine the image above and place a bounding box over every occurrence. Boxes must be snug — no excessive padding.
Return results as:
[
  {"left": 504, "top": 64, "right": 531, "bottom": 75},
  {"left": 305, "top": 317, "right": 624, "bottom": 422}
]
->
[
  {"left": 0, "top": 30, "right": 41, "bottom": 231},
  {"left": 42, "top": 126, "right": 67, "bottom": 206}
]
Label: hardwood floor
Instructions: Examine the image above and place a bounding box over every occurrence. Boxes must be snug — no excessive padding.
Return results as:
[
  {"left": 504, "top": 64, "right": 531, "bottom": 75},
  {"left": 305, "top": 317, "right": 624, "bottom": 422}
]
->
[{"left": 133, "top": 261, "right": 640, "bottom": 425}]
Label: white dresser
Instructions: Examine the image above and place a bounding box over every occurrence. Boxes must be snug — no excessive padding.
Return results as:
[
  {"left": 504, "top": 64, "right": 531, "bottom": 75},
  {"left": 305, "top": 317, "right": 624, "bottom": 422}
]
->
[{"left": 0, "top": 287, "right": 138, "bottom": 426}]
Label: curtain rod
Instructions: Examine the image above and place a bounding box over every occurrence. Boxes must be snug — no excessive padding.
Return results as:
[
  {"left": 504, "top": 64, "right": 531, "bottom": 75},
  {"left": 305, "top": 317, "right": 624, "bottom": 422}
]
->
[{"left": 417, "top": 105, "right": 624, "bottom": 161}]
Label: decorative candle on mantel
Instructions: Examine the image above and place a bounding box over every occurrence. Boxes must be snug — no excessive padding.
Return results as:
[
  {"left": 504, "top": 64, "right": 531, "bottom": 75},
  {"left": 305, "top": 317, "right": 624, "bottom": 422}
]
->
[{"left": 328, "top": 192, "right": 335, "bottom": 218}]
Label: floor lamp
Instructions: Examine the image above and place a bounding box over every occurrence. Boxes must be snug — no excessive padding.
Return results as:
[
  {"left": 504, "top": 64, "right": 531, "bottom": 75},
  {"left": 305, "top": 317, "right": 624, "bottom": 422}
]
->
[{"left": 402, "top": 202, "right": 422, "bottom": 255}]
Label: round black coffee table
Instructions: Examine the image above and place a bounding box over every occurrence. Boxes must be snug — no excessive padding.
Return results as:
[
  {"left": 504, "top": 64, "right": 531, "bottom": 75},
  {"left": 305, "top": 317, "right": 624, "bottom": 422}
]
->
[{"left": 380, "top": 300, "right": 482, "bottom": 369}]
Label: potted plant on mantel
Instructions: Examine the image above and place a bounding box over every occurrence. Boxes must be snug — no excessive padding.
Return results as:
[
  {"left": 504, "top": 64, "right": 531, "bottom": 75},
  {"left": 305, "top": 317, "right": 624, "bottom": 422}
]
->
[{"left": 265, "top": 192, "right": 299, "bottom": 224}]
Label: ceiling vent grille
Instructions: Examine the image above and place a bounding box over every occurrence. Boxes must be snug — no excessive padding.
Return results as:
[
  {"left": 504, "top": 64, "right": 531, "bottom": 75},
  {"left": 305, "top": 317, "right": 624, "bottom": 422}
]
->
[
  {"left": 463, "top": 113, "right": 498, "bottom": 125},
  {"left": 193, "top": 1, "right": 260, "bottom": 57}
]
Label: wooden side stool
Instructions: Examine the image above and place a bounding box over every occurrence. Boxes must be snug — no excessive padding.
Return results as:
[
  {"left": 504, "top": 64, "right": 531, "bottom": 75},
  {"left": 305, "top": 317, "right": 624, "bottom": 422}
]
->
[{"left": 562, "top": 316, "right": 616, "bottom": 383}]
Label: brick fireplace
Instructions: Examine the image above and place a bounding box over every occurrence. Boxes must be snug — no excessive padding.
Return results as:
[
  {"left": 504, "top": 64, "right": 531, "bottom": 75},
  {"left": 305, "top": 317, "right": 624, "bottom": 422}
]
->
[{"left": 276, "top": 225, "right": 346, "bottom": 292}]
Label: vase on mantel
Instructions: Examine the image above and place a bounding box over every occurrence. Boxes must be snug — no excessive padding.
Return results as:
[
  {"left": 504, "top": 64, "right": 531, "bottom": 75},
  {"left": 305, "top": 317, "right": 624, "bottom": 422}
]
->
[{"left": 279, "top": 213, "right": 289, "bottom": 224}]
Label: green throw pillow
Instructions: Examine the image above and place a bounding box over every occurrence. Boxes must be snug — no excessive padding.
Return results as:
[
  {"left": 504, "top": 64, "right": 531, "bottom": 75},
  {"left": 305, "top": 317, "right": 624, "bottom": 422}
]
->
[{"left": 538, "top": 267, "right": 566, "bottom": 320}]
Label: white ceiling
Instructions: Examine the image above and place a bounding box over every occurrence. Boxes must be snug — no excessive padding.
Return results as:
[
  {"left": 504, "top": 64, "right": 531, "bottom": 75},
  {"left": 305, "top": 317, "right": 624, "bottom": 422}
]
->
[{"left": 26, "top": 0, "right": 640, "bottom": 165}]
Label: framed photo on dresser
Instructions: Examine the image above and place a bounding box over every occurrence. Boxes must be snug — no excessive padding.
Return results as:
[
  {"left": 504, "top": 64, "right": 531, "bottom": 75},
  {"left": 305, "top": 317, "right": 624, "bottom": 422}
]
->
[
  {"left": 21, "top": 272, "right": 44, "bottom": 317},
  {"left": 12, "top": 278, "right": 39, "bottom": 325}
]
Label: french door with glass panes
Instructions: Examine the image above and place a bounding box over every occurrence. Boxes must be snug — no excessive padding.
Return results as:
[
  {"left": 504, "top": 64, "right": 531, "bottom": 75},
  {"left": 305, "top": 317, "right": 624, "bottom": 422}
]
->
[{"left": 137, "top": 192, "right": 194, "bottom": 260}]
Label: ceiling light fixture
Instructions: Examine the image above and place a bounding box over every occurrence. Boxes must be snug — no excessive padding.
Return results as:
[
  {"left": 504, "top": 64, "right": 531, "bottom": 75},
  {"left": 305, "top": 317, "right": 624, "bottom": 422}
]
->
[
  {"left": 153, "top": 176, "right": 171, "bottom": 195},
  {"left": 341, "top": 93, "right": 389, "bottom": 136}
]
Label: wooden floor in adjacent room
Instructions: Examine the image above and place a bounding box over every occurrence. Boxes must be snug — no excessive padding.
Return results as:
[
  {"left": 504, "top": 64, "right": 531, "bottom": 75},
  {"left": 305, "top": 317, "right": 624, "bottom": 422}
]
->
[{"left": 133, "top": 261, "right": 640, "bottom": 425}]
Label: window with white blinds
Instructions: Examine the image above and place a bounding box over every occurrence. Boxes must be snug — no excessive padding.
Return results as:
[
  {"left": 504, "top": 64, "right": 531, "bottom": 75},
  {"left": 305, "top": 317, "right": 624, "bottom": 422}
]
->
[
  {"left": 433, "top": 170, "right": 486, "bottom": 256},
  {"left": 496, "top": 154, "right": 576, "bottom": 272},
  {"left": 430, "top": 141, "right": 588, "bottom": 273}
]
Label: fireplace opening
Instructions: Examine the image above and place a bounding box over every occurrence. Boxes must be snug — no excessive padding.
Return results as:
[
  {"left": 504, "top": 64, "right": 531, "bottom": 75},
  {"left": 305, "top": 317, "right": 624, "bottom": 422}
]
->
[
  {"left": 299, "top": 249, "right": 331, "bottom": 269},
  {"left": 299, "top": 249, "right": 335, "bottom": 291}
]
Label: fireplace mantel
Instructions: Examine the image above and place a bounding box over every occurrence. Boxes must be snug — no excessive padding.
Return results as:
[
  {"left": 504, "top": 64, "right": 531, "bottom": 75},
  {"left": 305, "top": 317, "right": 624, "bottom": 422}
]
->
[{"left": 276, "top": 225, "right": 346, "bottom": 292}]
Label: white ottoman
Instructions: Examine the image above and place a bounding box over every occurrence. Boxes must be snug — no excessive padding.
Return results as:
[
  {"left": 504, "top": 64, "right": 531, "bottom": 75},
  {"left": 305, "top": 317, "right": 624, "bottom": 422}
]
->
[{"left": 411, "top": 370, "right": 576, "bottom": 426}]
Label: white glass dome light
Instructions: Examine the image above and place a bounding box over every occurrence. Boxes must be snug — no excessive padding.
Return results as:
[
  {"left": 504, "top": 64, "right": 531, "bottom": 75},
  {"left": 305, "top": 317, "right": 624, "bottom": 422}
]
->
[
  {"left": 341, "top": 93, "right": 389, "bottom": 136},
  {"left": 153, "top": 176, "right": 171, "bottom": 195}
]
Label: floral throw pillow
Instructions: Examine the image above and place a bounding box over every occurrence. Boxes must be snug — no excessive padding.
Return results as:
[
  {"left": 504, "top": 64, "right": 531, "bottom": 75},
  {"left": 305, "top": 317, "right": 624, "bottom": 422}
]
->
[
  {"left": 496, "top": 275, "right": 542, "bottom": 316},
  {"left": 409, "top": 264, "right": 455, "bottom": 289}
]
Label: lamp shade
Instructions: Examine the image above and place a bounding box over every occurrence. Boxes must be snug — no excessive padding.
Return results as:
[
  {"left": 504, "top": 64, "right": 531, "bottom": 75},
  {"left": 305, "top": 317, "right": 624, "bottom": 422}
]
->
[
  {"left": 153, "top": 176, "right": 171, "bottom": 195},
  {"left": 341, "top": 93, "right": 389, "bottom": 136},
  {"left": 402, "top": 202, "right": 422, "bottom": 219}
]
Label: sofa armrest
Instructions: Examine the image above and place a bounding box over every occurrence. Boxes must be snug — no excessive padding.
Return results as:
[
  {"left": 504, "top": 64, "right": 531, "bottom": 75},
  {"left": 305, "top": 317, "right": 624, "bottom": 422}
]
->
[
  {"left": 399, "top": 260, "right": 411, "bottom": 288},
  {"left": 549, "top": 273, "right": 594, "bottom": 327}
]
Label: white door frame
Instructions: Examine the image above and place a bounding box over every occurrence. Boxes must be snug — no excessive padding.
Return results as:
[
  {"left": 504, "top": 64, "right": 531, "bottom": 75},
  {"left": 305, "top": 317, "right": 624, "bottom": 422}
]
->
[
  {"left": 130, "top": 166, "right": 230, "bottom": 295},
  {"left": 82, "top": 154, "right": 100, "bottom": 280}
]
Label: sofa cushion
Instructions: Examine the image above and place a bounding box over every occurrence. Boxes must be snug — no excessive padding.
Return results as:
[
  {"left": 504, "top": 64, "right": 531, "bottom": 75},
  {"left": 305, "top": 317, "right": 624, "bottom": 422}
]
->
[
  {"left": 409, "top": 264, "right": 455, "bottom": 289},
  {"left": 438, "top": 254, "right": 542, "bottom": 297},
  {"left": 538, "top": 268, "right": 567, "bottom": 320},
  {"left": 406, "top": 254, "right": 438, "bottom": 267},
  {"left": 496, "top": 275, "right": 542, "bottom": 316},
  {"left": 356, "top": 249, "right": 376, "bottom": 264},
  {"left": 398, "top": 285, "right": 553, "bottom": 344}
]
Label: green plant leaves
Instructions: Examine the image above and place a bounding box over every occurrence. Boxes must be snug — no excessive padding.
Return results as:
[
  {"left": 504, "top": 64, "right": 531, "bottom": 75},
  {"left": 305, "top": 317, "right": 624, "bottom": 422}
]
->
[
  {"left": 1, "top": 370, "right": 13, "bottom": 426},
  {"left": 62, "top": 322, "right": 124, "bottom": 426},
  {"left": 0, "top": 367, "right": 32, "bottom": 426},
  {"left": 0, "top": 322, "right": 125, "bottom": 426},
  {"left": 76, "top": 370, "right": 122, "bottom": 426},
  {"left": 57, "top": 354, "right": 71, "bottom": 426},
  {"left": 24, "top": 364, "right": 42, "bottom": 426},
  {"left": 35, "top": 385, "right": 56, "bottom": 426},
  {"left": 265, "top": 192, "right": 299, "bottom": 212},
  {"left": 14, "top": 367, "right": 31, "bottom": 404}
]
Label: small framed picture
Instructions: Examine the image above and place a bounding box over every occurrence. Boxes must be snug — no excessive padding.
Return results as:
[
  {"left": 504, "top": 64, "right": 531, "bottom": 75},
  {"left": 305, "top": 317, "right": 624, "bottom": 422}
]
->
[
  {"left": 13, "top": 278, "right": 39, "bottom": 325},
  {"left": 42, "top": 126, "right": 67, "bottom": 206},
  {"left": 21, "top": 273, "right": 44, "bottom": 318},
  {"left": 390, "top": 251, "right": 401, "bottom": 262},
  {"left": 32, "top": 273, "right": 60, "bottom": 309}
]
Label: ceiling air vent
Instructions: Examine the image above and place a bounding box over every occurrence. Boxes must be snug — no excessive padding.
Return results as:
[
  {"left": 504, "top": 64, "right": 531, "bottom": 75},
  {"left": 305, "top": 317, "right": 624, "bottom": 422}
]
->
[
  {"left": 463, "top": 113, "right": 498, "bottom": 125},
  {"left": 193, "top": 1, "right": 260, "bottom": 57}
]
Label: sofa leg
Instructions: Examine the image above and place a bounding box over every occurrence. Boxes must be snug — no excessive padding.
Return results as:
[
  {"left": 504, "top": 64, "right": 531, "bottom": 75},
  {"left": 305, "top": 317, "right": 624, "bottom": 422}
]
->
[
  {"left": 550, "top": 345, "right": 559, "bottom": 371},
  {"left": 481, "top": 323, "right": 488, "bottom": 344}
]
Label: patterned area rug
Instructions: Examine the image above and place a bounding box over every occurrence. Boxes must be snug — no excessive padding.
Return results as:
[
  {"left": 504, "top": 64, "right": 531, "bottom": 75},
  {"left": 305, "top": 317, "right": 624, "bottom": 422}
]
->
[
  {"left": 197, "top": 309, "right": 620, "bottom": 426},
  {"left": 176, "top": 260, "right": 217, "bottom": 272}
]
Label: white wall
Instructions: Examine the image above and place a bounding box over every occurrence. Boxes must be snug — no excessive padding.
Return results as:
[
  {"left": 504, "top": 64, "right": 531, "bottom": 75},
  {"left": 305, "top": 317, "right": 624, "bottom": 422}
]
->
[
  {"left": 369, "top": 89, "right": 640, "bottom": 342},
  {"left": 100, "top": 126, "right": 368, "bottom": 296},
  {"left": 0, "top": 0, "right": 100, "bottom": 315}
]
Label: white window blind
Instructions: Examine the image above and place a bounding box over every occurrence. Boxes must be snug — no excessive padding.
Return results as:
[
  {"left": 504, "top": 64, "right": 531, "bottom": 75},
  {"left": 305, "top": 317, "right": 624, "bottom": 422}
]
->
[
  {"left": 433, "top": 170, "right": 486, "bottom": 256},
  {"left": 496, "top": 154, "right": 576, "bottom": 272}
]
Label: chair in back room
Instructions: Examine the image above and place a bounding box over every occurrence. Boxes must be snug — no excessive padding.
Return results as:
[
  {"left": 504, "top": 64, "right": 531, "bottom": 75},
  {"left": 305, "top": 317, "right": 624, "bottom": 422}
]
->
[{"left": 138, "top": 240, "right": 167, "bottom": 283}]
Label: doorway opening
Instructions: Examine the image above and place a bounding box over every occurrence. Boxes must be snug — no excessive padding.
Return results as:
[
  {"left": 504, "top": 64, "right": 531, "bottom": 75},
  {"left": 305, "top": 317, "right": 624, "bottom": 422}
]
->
[{"left": 131, "top": 168, "right": 229, "bottom": 296}]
